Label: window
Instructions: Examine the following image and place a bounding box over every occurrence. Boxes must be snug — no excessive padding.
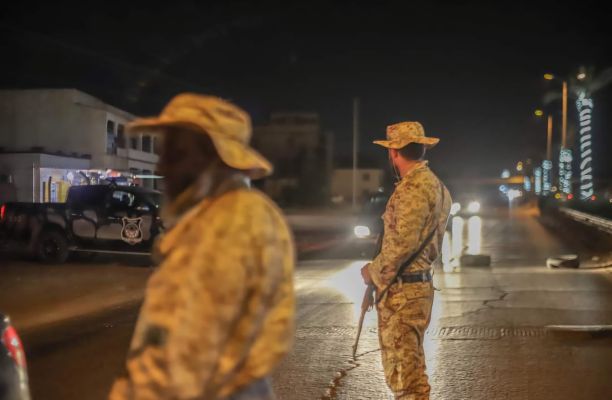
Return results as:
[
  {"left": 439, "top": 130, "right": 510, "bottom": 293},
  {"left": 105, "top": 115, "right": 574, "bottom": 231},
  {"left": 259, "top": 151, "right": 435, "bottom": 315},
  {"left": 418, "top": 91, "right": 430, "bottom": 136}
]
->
[
  {"left": 110, "top": 190, "right": 135, "bottom": 209},
  {"left": 67, "top": 186, "right": 108, "bottom": 208},
  {"left": 106, "top": 133, "right": 117, "bottom": 155},
  {"left": 106, "top": 120, "right": 117, "bottom": 155},
  {"left": 142, "top": 135, "right": 152, "bottom": 152},
  {"left": 117, "top": 124, "right": 125, "bottom": 148},
  {"left": 130, "top": 136, "right": 139, "bottom": 150}
]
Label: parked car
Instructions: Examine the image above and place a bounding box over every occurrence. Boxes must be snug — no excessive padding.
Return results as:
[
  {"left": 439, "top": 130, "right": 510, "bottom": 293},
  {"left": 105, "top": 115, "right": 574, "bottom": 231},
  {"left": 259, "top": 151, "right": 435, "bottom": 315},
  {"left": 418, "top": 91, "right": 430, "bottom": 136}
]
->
[
  {"left": 0, "top": 314, "right": 30, "bottom": 400},
  {"left": 0, "top": 184, "right": 163, "bottom": 263}
]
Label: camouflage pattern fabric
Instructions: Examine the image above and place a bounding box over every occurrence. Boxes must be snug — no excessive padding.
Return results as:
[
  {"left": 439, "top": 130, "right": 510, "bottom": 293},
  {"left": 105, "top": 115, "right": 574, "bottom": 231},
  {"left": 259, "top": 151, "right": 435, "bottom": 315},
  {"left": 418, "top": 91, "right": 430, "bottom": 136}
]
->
[
  {"left": 109, "top": 172, "right": 295, "bottom": 400},
  {"left": 377, "top": 282, "right": 434, "bottom": 400},
  {"left": 368, "top": 162, "right": 451, "bottom": 399}
]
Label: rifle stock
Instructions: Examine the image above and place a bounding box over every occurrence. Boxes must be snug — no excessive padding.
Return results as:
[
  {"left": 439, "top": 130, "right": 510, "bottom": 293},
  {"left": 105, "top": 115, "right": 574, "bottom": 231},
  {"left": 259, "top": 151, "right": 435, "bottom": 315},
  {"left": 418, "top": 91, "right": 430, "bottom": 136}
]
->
[{"left": 352, "top": 283, "right": 374, "bottom": 359}]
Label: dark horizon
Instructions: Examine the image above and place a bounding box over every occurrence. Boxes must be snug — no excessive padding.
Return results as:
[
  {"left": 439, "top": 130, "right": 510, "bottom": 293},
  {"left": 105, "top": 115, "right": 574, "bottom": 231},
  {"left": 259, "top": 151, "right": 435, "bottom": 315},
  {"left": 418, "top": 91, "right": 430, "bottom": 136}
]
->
[{"left": 2, "top": 1, "right": 611, "bottom": 180}]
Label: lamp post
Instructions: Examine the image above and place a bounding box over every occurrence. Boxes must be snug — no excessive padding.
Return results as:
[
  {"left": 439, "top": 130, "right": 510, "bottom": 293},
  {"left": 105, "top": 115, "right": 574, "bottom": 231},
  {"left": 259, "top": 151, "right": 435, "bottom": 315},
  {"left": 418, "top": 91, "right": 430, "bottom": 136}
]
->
[
  {"left": 543, "top": 73, "right": 573, "bottom": 196},
  {"left": 533, "top": 110, "right": 553, "bottom": 196}
]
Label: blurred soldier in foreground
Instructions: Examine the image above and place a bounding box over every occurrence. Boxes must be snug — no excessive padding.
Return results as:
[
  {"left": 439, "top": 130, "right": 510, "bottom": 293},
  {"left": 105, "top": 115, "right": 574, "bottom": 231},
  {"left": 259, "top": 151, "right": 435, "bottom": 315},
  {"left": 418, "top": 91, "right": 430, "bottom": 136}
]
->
[
  {"left": 361, "top": 122, "right": 451, "bottom": 400},
  {"left": 109, "top": 94, "right": 295, "bottom": 400}
]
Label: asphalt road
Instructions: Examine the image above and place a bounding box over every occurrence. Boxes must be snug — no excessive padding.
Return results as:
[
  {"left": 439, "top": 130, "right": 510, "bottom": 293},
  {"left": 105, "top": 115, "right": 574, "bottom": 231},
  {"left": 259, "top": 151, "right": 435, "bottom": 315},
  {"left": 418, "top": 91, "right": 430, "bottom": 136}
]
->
[{"left": 4, "top": 211, "right": 612, "bottom": 400}]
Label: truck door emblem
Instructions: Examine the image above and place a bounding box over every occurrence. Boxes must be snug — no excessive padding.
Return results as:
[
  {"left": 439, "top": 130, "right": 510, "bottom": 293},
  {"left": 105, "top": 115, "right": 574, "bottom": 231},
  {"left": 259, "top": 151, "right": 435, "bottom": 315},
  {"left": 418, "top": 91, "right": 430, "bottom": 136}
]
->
[{"left": 121, "top": 217, "right": 143, "bottom": 245}]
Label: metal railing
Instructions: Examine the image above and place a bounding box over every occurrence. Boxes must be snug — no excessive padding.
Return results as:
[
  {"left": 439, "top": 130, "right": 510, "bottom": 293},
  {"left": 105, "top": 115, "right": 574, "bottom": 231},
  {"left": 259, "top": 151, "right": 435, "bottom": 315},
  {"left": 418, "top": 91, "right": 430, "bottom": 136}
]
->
[{"left": 559, "top": 207, "right": 612, "bottom": 235}]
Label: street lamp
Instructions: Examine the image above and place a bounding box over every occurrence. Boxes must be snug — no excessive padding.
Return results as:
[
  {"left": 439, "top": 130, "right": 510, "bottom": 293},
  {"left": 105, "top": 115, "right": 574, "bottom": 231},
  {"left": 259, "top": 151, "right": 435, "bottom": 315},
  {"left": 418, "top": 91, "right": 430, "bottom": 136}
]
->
[{"left": 543, "top": 72, "right": 572, "bottom": 196}]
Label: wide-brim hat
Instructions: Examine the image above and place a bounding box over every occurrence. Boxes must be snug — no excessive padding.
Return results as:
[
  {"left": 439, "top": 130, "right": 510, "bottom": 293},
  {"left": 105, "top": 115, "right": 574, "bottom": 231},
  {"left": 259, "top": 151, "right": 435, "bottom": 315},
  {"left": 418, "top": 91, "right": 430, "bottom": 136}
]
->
[
  {"left": 127, "top": 93, "right": 272, "bottom": 179},
  {"left": 373, "top": 121, "right": 439, "bottom": 149}
]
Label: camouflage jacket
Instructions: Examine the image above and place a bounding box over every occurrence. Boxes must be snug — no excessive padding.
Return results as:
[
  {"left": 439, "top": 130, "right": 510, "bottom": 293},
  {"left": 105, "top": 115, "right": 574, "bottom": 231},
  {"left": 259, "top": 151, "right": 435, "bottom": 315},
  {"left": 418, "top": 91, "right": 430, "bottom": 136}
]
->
[
  {"left": 368, "top": 162, "right": 451, "bottom": 289},
  {"left": 109, "top": 172, "right": 295, "bottom": 400}
]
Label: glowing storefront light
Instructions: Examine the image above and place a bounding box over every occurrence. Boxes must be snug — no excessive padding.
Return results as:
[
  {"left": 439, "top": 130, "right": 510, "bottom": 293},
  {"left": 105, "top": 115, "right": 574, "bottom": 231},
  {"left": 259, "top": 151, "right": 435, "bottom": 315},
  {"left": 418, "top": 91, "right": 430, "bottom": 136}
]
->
[
  {"left": 542, "top": 160, "right": 553, "bottom": 195},
  {"left": 559, "top": 149, "right": 573, "bottom": 195},
  {"left": 516, "top": 161, "right": 524, "bottom": 172},
  {"left": 523, "top": 176, "right": 532, "bottom": 192},
  {"left": 576, "top": 91, "right": 595, "bottom": 200},
  {"left": 534, "top": 167, "right": 542, "bottom": 195},
  {"left": 501, "top": 169, "right": 511, "bottom": 179}
]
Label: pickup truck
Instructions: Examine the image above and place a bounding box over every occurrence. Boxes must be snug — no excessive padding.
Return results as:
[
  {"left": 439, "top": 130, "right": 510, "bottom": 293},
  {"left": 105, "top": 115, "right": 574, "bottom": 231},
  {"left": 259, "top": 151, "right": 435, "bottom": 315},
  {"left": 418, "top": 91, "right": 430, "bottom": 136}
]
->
[{"left": 0, "top": 184, "right": 163, "bottom": 263}]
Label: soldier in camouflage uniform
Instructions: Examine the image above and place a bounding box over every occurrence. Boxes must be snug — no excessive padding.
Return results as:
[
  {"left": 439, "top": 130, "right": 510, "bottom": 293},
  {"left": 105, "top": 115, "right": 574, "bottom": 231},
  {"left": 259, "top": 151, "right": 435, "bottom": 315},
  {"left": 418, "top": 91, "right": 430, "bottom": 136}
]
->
[
  {"left": 109, "top": 94, "right": 295, "bottom": 400},
  {"left": 361, "top": 122, "right": 451, "bottom": 400}
]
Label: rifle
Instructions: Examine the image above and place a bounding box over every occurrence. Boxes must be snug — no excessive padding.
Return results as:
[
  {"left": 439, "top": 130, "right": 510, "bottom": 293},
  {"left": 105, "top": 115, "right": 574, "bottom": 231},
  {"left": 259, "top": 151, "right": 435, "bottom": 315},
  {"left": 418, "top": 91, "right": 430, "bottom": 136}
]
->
[
  {"left": 352, "top": 283, "right": 374, "bottom": 359},
  {"left": 352, "top": 230, "right": 383, "bottom": 360}
]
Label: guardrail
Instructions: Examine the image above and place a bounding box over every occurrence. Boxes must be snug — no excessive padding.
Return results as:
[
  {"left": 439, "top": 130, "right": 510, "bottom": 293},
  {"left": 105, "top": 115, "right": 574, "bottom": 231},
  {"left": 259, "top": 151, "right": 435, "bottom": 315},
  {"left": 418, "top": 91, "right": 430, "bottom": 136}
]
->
[{"left": 559, "top": 207, "right": 612, "bottom": 235}]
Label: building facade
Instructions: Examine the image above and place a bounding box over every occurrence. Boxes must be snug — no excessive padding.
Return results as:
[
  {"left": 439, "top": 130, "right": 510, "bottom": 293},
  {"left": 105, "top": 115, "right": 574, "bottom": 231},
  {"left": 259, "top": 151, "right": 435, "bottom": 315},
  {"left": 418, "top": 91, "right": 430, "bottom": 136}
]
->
[
  {"left": 330, "top": 168, "right": 385, "bottom": 205},
  {"left": 253, "top": 112, "right": 332, "bottom": 205},
  {"left": 0, "top": 89, "right": 159, "bottom": 202}
]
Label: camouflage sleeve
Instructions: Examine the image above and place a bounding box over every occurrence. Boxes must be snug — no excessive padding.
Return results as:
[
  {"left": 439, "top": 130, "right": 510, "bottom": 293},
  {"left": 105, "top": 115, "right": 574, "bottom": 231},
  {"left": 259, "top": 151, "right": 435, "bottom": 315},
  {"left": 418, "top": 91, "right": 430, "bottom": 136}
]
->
[
  {"left": 109, "top": 193, "right": 269, "bottom": 400},
  {"left": 368, "top": 180, "right": 432, "bottom": 289}
]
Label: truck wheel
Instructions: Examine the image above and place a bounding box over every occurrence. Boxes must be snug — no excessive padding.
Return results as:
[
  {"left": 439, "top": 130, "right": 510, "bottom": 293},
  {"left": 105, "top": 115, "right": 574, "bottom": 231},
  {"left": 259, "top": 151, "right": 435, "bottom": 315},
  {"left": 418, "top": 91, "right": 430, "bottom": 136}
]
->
[{"left": 36, "top": 230, "right": 69, "bottom": 264}]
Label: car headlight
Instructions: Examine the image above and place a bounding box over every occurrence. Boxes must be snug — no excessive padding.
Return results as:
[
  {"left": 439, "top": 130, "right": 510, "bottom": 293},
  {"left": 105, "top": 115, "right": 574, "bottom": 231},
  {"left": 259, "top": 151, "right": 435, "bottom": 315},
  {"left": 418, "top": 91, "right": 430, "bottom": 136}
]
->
[
  {"left": 467, "top": 201, "right": 481, "bottom": 214},
  {"left": 450, "top": 202, "right": 461, "bottom": 216},
  {"left": 353, "top": 225, "right": 371, "bottom": 238}
]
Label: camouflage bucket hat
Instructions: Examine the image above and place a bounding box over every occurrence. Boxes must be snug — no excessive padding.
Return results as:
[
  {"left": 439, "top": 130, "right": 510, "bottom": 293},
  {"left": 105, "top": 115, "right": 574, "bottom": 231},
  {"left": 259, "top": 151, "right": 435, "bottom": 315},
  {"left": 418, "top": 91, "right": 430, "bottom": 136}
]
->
[
  {"left": 373, "top": 121, "right": 439, "bottom": 149},
  {"left": 127, "top": 93, "right": 272, "bottom": 179}
]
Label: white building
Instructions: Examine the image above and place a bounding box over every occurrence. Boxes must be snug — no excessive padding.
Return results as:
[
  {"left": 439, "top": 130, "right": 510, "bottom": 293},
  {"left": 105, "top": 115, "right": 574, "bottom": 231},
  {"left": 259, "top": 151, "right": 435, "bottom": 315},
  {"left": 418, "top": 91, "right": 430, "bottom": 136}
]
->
[
  {"left": 0, "top": 89, "right": 159, "bottom": 202},
  {"left": 331, "top": 168, "right": 384, "bottom": 205}
]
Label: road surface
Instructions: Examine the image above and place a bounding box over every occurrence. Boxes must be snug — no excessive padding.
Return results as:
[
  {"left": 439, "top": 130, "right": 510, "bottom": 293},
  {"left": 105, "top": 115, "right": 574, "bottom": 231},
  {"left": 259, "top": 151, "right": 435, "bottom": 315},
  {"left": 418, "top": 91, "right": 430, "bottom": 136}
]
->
[{"left": 1, "top": 211, "right": 611, "bottom": 399}]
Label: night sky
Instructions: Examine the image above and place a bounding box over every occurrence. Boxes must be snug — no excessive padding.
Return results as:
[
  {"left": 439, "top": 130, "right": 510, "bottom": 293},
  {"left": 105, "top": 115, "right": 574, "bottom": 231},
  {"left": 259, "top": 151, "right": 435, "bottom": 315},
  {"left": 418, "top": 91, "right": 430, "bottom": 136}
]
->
[{"left": 1, "top": 1, "right": 611, "bottom": 179}]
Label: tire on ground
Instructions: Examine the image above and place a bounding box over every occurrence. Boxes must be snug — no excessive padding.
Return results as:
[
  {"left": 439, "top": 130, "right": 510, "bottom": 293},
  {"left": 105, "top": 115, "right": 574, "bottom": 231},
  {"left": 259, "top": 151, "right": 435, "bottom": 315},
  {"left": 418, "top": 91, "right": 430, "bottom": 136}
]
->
[
  {"left": 36, "top": 229, "right": 69, "bottom": 264},
  {"left": 460, "top": 254, "right": 492, "bottom": 267},
  {"left": 546, "top": 254, "right": 580, "bottom": 269}
]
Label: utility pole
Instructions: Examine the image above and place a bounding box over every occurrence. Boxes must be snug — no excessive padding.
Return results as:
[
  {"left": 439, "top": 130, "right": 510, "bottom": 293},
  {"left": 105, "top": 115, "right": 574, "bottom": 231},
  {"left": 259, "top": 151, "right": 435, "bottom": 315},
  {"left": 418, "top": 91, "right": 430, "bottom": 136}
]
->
[
  {"left": 352, "top": 98, "right": 359, "bottom": 210},
  {"left": 561, "top": 81, "right": 568, "bottom": 147},
  {"left": 546, "top": 115, "right": 553, "bottom": 160}
]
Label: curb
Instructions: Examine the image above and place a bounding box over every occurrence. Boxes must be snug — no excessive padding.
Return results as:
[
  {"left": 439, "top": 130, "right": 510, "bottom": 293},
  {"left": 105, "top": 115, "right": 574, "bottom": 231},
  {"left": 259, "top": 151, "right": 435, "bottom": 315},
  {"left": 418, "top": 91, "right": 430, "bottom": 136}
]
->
[{"left": 545, "top": 324, "right": 612, "bottom": 339}]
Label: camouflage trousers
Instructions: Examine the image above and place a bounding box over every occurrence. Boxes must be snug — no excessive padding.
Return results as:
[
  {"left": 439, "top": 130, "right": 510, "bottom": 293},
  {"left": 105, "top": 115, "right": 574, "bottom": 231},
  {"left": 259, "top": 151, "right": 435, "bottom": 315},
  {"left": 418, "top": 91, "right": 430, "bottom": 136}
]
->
[{"left": 376, "top": 281, "right": 434, "bottom": 400}]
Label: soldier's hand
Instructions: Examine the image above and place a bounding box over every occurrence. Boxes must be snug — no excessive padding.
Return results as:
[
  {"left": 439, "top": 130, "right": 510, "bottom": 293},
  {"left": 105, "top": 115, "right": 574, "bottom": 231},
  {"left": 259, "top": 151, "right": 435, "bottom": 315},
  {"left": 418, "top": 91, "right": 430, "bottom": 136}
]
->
[{"left": 360, "top": 263, "right": 372, "bottom": 285}]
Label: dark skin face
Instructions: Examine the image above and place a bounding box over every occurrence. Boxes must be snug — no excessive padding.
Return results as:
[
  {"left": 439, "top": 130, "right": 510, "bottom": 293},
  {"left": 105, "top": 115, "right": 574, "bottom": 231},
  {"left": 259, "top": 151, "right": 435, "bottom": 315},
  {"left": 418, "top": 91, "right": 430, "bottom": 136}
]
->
[{"left": 157, "top": 126, "right": 220, "bottom": 200}]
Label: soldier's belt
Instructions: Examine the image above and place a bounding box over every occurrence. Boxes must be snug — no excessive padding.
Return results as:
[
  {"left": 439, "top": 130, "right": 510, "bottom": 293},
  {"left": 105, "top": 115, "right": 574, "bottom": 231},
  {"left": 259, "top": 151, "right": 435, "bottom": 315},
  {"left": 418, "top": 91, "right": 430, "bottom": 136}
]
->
[{"left": 398, "top": 270, "right": 432, "bottom": 284}]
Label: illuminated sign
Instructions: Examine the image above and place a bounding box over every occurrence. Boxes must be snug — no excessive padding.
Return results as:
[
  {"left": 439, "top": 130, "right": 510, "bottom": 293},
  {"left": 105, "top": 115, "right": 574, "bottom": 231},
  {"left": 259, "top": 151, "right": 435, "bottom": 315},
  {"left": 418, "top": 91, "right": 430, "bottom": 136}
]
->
[
  {"left": 524, "top": 176, "right": 531, "bottom": 192},
  {"left": 576, "top": 92, "right": 594, "bottom": 200},
  {"left": 542, "top": 160, "right": 552, "bottom": 195},
  {"left": 559, "top": 149, "right": 573, "bottom": 195},
  {"left": 534, "top": 167, "right": 542, "bottom": 195}
]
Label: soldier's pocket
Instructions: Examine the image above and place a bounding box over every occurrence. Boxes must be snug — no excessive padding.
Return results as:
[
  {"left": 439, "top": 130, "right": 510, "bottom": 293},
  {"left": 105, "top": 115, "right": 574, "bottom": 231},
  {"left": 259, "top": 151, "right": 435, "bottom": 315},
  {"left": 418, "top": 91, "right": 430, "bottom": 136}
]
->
[
  {"left": 381, "top": 282, "right": 434, "bottom": 313},
  {"left": 403, "top": 282, "right": 434, "bottom": 322},
  {"left": 402, "top": 282, "right": 434, "bottom": 301},
  {"left": 383, "top": 286, "right": 409, "bottom": 312}
]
